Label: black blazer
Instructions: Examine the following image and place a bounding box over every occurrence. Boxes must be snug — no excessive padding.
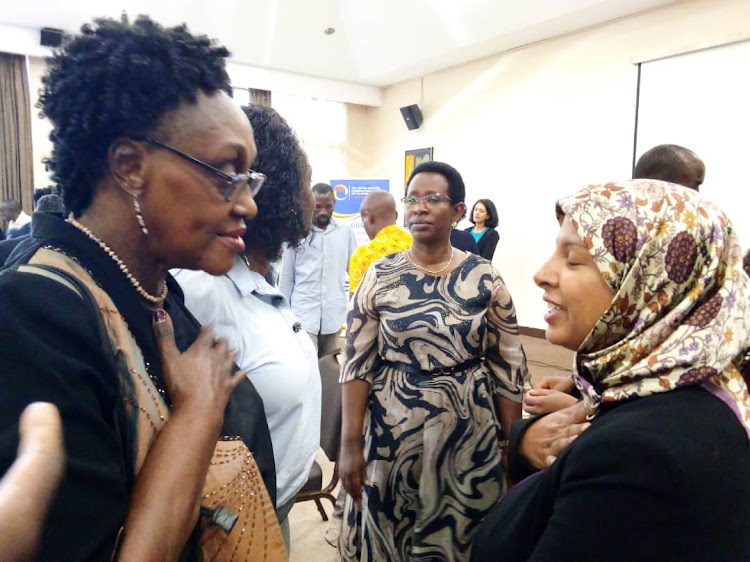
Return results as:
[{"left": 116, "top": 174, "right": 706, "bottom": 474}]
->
[
  {"left": 473, "top": 387, "right": 750, "bottom": 561},
  {"left": 464, "top": 226, "right": 498, "bottom": 260},
  {"left": 450, "top": 228, "right": 479, "bottom": 254}
]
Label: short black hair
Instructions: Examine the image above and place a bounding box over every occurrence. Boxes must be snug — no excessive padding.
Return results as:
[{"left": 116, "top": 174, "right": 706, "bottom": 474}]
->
[
  {"left": 241, "top": 104, "right": 308, "bottom": 261},
  {"left": 40, "top": 15, "right": 232, "bottom": 215},
  {"left": 312, "top": 183, "right": 333, "bottom": 197},
  {"left": 407, "top": 161, "right": 465, "bottom": 203},
  {"left": 633, "top": 144, "right": 704, "bottom": 190},
  {"left": 33, "top": 186, "right": 60, "bottom": 206},
  {"left": 469, "top": 198, "right": 499, "bottom": 229}
]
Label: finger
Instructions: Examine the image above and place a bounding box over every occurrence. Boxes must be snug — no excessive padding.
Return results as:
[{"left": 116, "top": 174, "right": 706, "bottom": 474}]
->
[
  {"left": 523, "top": 403, "right": 544, "bottom": 415},
  {"left": 351, "top": 481, "right": 362, "bottom": 505},
  {"left": 211, "top": 336, "right": 230, "bottom": 352},
  {"left": 227, "top": 369, "right": 246, "bottom": 392},
  {"left": 536, "top": 376, "right": 564, "bottom": 390},
  {"left": 343, "top": 474, "right": 360, "bottom": 503},
  {"left": 153, "top": 309, "right": 179, "bottom": 361},
  {"left": 565, "top": 421, "right": 591, "bottom": 438},
  {"left": 18, "top": 402, "right": 64, "bottom": 460},
  {"left": 195, "top": 325, "right": 217, "bottom": 347},
  {"left": 0, "top": 403, "right": 66, "bottom": 534}
]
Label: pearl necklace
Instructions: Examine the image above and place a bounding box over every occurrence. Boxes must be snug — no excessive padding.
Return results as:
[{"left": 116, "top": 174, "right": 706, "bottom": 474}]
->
[
  {"left": 68, "top": 218, "right": 167, "bottom": 305},
  {"left": 406, "top": 247, "right": 454, "bottom": 275}
]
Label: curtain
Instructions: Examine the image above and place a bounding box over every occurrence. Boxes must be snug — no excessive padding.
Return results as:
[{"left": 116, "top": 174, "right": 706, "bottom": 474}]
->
[
  {"left": 271, "top": 92, "right": 348, "bottom": 182},
  {"left": 249, "top": 88, "right": 271, "bottom": 107},
  {"left": 0, "top": 53, "right": 34, "bottom": 231}
]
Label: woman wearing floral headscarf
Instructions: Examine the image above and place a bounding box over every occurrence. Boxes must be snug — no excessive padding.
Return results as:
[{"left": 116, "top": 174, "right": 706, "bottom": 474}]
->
[{"left": 472, "top": 180, "right": 750, "bottom": 561}]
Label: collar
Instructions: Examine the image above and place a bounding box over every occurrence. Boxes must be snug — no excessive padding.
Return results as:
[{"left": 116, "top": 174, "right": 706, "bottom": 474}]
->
[{"left": 225, "top": 255, "right": 285, "bottom": 302}]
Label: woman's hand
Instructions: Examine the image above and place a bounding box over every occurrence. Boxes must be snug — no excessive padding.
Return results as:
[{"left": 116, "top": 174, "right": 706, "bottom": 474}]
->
[
  {"left": 338, "top": 440, "right": 367, "bottom": 505},
  {"left": 524, "top": 388, "right": 578, "bottom": 415},
  {"left": 519, "top": 401, "right": 590, "bottom": 469},
  {"left": 535, "top": 375, "right": 576, "bottom": 394},
  {"left": 116, "top": 311, "right": 246, "bottom": 560},
  {"left": 154, "top": 309, "right": 245, "bottom": 417}
]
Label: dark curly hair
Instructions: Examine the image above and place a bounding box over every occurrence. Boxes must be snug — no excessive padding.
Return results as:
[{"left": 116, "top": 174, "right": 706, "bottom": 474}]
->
[
  {"left": 39, "top": 15, "right": 232, "bottom": 215},
  {"left": 469, "top": 198, "right": 499, "bottom": 229},
  {"left": 241, "top": 104, "right": 309, "bottom": 261}
]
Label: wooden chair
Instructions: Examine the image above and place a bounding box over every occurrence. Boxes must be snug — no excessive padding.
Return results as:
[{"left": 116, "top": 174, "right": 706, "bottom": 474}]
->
[{"left": 294, "top": 349, "right": 342, "bottom": 521}]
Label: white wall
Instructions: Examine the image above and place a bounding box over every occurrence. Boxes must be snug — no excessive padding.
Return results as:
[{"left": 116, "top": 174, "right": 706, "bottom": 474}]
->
[
  {"left": 358, "top": 0, "right": 750, "bottom": 330},
  {"left": 636, "top": 39, "right": 750, "bottom": 245}
]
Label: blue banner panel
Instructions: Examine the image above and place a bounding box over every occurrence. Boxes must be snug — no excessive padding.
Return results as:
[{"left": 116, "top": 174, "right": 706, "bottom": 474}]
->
[{"left": 330, "top": 179, "right": 391, "bottom": 218}]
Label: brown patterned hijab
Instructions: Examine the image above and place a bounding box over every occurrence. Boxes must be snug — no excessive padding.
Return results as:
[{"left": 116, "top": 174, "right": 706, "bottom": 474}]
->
[{"left": 557, "top": 179, "right": 750, "bottom": 439}]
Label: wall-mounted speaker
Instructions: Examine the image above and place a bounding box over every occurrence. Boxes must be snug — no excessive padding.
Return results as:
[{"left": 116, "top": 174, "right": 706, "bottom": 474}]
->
[
  {"left": 40, "top": 28, "right": 64, "bottom": 48},
  {"left": 400, "top": 104, "right": 423, "bottom": 130}
]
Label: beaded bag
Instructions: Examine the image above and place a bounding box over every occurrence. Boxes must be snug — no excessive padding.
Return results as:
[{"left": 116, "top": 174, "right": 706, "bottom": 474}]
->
[{"left": 22, "top": 249, "right": 287, "bottom": 561}]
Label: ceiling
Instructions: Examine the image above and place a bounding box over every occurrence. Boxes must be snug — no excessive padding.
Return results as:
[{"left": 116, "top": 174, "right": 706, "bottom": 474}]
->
[{"left": 2, "top": 0, "right": 676, "bottom": 87}]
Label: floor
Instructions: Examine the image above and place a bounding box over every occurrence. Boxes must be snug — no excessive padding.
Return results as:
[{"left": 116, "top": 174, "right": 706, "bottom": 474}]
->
[{"left": 286, "top": 335, "right": 573, "bottom": 561}]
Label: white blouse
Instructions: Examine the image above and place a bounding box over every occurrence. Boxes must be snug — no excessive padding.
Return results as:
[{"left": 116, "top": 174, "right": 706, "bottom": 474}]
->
[{"left": 174, "top": 258, "right": 321, "bottom": 507}]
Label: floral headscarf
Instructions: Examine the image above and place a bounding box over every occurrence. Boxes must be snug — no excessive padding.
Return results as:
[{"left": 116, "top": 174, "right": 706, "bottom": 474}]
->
[{"left": 557, "top": 179, "right": 750, "bottom": 439}]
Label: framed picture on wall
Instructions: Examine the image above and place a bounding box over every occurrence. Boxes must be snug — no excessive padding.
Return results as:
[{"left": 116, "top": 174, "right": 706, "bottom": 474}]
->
[{"left": 404, "top": 148, "right": 434, "bottom": 196}]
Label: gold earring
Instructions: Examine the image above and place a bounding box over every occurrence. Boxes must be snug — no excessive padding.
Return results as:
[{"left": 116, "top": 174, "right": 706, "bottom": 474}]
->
[
  {"left": 133, "top": 195, "right": 148, "bottom": 235},
  {"left": 451, "top": 221, "right": 458, "bottom": 228}
]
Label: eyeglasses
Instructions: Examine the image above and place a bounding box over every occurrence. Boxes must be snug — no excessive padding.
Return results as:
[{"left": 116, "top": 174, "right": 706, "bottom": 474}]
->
[
  {"left": 134, "top": 137, "right": 266, "bottom": 202},
  {"left": 401, "top": 193, "right": 453, "bottom": 206}
]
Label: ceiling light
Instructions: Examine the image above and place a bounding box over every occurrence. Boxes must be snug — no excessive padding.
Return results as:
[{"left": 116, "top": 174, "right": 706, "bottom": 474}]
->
[{"left": 324, "top": 27, "right": 335, "bottom": 35}]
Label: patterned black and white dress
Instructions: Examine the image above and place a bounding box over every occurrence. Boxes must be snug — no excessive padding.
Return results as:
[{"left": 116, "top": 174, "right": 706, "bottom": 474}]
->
[{"left": 339, "top": 252, "right": 529, "bottom": 561}]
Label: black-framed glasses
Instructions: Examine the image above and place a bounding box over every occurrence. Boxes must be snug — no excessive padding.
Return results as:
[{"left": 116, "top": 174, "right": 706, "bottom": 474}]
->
[
  {"left": 134, "top": 137, "right": 266, "bottom": 202},
  {"left": 401, "top": 193, "right": 453, "bottom": 206}
]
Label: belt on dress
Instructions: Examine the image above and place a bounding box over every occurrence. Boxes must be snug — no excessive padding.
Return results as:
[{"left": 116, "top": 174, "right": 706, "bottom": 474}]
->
[{"left": 379, "top": 356, "right": 483, "bottom": 376}]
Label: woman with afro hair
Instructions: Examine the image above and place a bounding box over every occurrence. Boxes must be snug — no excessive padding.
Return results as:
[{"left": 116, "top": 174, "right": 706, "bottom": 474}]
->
[{"left": 0, "top": 15, "right": 284, "bottom": 560}]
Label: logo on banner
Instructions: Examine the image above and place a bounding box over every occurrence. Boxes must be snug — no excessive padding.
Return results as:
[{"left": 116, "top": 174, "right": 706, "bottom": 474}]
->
[
  {"left": 333, "top": 184, "right": 348, "bottom": 201},
  {"left": 330, "top": 179, "right": 391, "bottom": 246}
]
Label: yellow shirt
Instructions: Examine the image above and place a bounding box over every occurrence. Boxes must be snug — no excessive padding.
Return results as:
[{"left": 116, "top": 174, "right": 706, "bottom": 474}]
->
[{"left": 349, "top": 224, "right": 412, "bottom": 292}]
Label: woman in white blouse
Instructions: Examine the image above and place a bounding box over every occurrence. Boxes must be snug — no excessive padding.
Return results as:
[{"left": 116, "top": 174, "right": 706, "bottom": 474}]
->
[{"left": 174, "top": 104, "right": 320, "bottom": 551}]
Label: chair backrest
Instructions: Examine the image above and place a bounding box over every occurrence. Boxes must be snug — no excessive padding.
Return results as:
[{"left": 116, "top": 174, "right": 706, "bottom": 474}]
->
[{"left": 318, "top": 349, "right": 343, "bottom": 462}]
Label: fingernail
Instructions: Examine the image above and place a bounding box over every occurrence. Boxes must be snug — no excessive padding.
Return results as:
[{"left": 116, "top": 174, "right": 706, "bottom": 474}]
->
[{"left": 154, "top": 309, "right": 167, "bottom": 323}]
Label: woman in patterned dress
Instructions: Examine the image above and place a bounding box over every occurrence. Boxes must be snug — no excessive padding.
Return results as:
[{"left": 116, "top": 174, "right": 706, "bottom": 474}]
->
[
  {"left": 473, "top": 180, "right": 750, "bottom": 560},
  {"left": 338, "top": 161, "right": 529, "bottom": 561}
]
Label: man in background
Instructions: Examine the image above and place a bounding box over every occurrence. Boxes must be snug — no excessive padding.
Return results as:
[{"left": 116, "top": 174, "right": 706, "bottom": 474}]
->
[
  {"left": 0, "top": 200, "right": 31, "bottom": 239},
  {"left": 0, "top": 193, "right": 66, "bottom": 266},
  {"left": 280, "top": 182, "right": 357, "bottom": 357},
  {"left": 349, "top": 190, "right": 412, "bottom": 293},
  {"left": 633, "top": 144, "right": 705, "bottom": 191}
]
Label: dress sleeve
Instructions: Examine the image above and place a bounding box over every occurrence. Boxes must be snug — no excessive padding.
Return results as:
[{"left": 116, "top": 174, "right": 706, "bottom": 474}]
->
[
  {"left": 0, "top": 270, "right": 129, "bottom": 560},
  {"left": 485, "top": 268, "right": 530, "bottom": 401},
  {"left": 340, "top": 261, "right": 381, "bottom": 385}
]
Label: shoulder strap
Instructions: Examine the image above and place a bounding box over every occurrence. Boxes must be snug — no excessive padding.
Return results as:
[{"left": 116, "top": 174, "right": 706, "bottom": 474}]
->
[{"left": 14, "top": 262, "right": 136, "bottom": 493}]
